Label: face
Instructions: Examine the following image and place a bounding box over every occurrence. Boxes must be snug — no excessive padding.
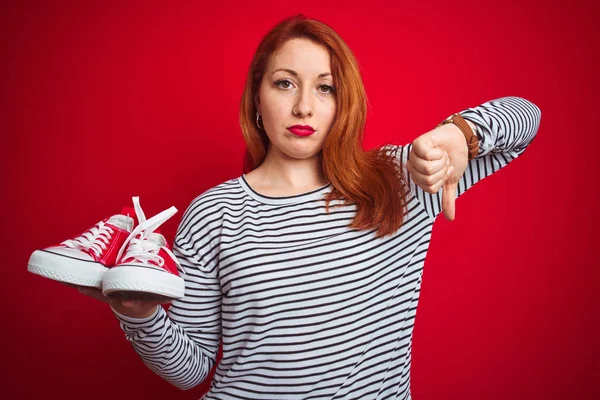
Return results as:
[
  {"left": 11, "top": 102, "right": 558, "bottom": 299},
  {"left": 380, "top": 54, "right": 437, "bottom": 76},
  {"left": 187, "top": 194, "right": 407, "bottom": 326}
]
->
[{"left": 256, "top": 38, "right": 337, "bottom": 160}]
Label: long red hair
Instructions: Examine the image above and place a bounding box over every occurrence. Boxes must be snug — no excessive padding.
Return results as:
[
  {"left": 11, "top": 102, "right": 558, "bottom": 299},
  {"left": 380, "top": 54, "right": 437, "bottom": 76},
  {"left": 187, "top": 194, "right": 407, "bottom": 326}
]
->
[{"left": 239, "top": 14, "right": 409, "bottom": 238}]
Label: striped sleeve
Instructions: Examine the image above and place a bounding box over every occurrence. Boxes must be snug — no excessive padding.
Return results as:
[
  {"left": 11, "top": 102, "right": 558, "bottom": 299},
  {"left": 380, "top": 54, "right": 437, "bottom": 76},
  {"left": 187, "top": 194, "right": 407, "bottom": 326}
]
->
[
  {"left": 112, "top": 196, "right": 222, "bottom": 390},
  {"left": 397, "top": 96, "right": 541, "bottom": 221}
]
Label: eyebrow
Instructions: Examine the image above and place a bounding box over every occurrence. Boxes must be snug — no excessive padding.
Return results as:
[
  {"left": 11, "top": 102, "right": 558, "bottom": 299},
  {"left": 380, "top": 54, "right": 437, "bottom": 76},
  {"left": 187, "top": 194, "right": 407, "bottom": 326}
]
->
[{"left": 272, "top": 68, "right": 332, "bottom": 78}]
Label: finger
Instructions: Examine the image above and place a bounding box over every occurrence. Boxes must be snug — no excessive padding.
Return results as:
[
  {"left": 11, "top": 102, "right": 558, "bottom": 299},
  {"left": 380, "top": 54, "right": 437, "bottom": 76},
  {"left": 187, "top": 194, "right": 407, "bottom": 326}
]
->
[
  {"left": 113, "top": 291, "right": 171, "bottom": 301},
  {"left": 409, "top": 158, "right": 451, "bottom": 191},
  {"left": 120, "top": 298, "right": 161, "bottom": 306},
  {"left": 424, "top": 165, "right": 453, "bottom": 194},
  {"left": 442, "top": 179, "right": 457, "bottom": 221},
  {"left": 410, "top": 152, "right": 448, "bottom": 175},
  {"left": 105, "top": 291, "right": 170, "bottom": 309},
  {"left": 121, "top": 296, "right": 171, "bottom": 309},
  {"left": 78, "top": 287, "right": 113, "bottom": 305},
  {"left": 110, "top": 291, "right": 165, "bottom": 301},
  {"left": 61, "top": 282, "right": 81, "bottom": 289},
  {"left": 412, "top": 137, "right": 445, "bottom": 161}
]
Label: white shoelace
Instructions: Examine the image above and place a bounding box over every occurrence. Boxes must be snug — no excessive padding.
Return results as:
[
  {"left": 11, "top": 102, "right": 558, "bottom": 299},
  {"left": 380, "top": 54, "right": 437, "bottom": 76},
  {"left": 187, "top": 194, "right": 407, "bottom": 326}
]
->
[
  {"left": 121, "top": 234, "right": 165, "bottom": 266},
  {"left": 116, "top": 196, "right": 177, "bottom": 266},
  {"left": 61, "top": 221, "right": 114, "bottom": 258}
]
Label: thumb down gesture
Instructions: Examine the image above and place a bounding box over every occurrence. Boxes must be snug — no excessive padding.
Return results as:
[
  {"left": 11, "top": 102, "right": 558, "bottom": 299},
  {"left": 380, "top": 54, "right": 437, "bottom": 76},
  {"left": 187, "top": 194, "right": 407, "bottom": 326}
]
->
[{"left": 406, "top": 124, "right": 470, "bottom": 221}]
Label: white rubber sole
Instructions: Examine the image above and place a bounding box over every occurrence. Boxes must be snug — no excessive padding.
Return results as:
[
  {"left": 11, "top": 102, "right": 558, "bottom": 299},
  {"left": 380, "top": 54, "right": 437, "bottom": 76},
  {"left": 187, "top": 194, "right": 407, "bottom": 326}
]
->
[
  {"left": 27, "top": 249, "right": 108, "bottom": 288},
  {"left": 102, "top": 264, "right": 185, "bottom": 299}
]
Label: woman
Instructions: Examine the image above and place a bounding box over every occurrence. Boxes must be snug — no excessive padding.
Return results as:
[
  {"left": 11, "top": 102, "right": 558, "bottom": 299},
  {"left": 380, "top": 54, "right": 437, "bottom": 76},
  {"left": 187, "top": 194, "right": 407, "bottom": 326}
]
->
[{"left": 80, "top": 14, "right": 541, "bottom": 399}]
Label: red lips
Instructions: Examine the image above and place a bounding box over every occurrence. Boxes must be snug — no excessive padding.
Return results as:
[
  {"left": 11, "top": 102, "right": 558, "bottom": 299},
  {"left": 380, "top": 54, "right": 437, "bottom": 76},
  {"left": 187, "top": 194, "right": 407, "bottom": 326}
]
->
[
  {"left": 288, "top": 124, "right": 315, "bottom": 132},
  {"left": 287, "top": 125, "right": 315, "bottom": 137}
]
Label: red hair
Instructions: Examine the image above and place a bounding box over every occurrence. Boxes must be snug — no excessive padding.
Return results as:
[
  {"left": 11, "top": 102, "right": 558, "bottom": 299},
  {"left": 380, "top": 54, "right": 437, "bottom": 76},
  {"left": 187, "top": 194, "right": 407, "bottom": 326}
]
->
[{"left": 239, "top": 14, "right": 409, "bottom": 238}]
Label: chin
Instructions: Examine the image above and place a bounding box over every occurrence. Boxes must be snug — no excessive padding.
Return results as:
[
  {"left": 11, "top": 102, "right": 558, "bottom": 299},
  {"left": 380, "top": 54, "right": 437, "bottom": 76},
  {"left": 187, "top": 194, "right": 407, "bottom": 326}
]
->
[{"left": 289, "top": 147, "right": 323, "bottom": 159}]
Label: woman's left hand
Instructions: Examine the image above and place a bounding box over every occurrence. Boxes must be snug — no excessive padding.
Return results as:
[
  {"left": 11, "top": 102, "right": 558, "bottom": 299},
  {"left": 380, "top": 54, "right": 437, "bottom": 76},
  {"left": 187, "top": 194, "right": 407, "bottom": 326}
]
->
[{"left": 406, "top": 124, "right": 469, "bottom": 221}]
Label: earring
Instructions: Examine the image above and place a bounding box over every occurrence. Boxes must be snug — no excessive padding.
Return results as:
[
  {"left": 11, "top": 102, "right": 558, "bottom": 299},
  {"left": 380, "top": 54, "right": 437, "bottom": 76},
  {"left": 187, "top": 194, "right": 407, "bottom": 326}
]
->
[{"left": 256, "top": 110, "right": 263, "bottom": 130}]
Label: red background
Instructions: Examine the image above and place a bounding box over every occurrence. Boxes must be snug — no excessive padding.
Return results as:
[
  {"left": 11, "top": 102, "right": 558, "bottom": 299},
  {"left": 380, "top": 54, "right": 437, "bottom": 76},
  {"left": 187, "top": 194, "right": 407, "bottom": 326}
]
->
[{"left": 2, "top": 0, "right": 598, "bottom": 399}]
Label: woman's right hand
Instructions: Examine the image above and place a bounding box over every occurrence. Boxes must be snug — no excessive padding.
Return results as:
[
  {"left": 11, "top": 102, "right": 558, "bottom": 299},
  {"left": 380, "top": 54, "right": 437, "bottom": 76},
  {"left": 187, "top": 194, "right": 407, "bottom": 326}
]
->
[{"left": 66, "top": 283, "right": 169, "bottom": 319}]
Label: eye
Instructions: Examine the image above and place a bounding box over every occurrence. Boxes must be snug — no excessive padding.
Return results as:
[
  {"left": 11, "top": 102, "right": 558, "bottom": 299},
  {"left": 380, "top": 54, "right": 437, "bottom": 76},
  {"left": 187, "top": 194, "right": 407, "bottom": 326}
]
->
[
  {"left": 274, "top": 79, "right": 335, "bottom": 94},
  {"left": 275, "top": 79, "right": 293, "bottom": 89},
  {"left": 319, "top": 84, "right": 335, "bottom": 94}
]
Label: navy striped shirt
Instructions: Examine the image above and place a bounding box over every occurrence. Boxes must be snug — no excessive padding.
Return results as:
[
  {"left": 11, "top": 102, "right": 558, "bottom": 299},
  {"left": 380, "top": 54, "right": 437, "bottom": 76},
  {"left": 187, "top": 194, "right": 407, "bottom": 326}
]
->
[{"left": 113, "top": 96, "right": 541, "bottom": 399}]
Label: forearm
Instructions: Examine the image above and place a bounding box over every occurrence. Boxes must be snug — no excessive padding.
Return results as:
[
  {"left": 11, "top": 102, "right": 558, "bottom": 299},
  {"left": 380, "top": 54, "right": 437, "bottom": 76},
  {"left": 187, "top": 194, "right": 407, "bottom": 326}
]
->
[
  {"left": 459, "top": 96, "right": 541, "bottom": 157},
  {"left": 113, "top": 305, "right": 218, "bottom": 390},
  {"left": 111, "top": 242, "right": 223, "bottom": 391}
]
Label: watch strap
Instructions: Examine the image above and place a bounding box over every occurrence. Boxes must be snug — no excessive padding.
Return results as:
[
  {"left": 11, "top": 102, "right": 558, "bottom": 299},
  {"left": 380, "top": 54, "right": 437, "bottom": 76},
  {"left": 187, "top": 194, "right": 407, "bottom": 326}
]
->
[{"left": 437, "top": 113, "right": 479, "bottom": 161}]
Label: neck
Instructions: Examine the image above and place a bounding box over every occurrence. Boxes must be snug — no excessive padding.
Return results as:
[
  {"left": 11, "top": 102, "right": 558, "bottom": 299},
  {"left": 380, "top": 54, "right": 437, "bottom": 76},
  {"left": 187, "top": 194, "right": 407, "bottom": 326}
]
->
[{"left": 258, "top": 145, "right": 327, "bottom": 189}]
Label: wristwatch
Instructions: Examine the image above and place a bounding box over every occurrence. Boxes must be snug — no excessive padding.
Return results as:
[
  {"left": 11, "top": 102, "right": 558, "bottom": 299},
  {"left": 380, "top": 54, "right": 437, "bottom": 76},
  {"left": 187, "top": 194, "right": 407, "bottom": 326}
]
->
[{"left": 437, "top": 113, "right": 479, "bottom": 161}]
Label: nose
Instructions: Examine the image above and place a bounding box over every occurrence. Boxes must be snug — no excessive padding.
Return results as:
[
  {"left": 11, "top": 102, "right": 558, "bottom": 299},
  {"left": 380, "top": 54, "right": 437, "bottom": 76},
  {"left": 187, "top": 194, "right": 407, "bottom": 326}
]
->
[{"left": 293, "top": 87, "right": 313, "bottom": 117}]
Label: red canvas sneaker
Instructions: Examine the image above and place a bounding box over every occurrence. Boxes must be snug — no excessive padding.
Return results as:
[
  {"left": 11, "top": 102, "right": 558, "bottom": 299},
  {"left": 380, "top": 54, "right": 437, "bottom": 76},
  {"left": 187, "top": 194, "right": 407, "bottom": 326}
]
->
[
  {"left": 27, "top": 207, "right": 136, "bottom": 288},
  {"left": 102, "top": 198, "right": 185, "bottom": 300}
]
